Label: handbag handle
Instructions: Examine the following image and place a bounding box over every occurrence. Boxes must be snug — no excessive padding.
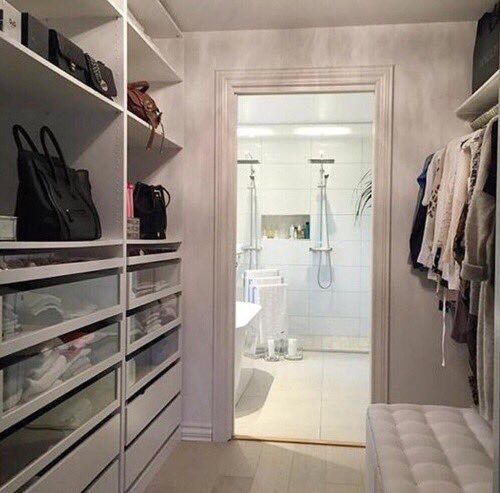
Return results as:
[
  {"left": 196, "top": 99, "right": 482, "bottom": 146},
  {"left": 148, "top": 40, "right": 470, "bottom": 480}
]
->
[
  {"left": 159, "top": 185, "right": 171, "bottom": 209},
  {"left": 128, "top": 81, "right": 150, "bottom": 93},
  {"left": 40, "top": 126, "right": 72, "bottom": 189},
  {"left": 13, "top": 125, "right": 60, "bottom": 184},
  {"left": 13, "top": 125, "right": 40, "bottom": 155}
]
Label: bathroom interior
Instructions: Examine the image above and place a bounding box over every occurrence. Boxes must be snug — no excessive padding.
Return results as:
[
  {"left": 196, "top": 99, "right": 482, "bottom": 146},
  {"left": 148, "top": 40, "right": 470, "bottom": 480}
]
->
[{"left": 234, "top": 92, "right": 374, "bottom": 443}]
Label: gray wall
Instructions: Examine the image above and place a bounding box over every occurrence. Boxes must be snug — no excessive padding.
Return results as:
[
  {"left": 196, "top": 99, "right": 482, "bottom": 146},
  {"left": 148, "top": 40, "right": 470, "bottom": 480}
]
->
[{"left": 182, "top": 22, "right": 476, "bottom": 433}]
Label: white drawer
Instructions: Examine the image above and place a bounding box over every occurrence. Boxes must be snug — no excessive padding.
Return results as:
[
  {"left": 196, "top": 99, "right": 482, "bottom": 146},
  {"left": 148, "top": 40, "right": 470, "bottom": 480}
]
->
[
  {"left": 85, "top": 460, "right": 119, "bottom": 493},
  {"left": 24, "top": 414, "right": 120, "bottom": 493},
  {"left": 126, "top": 361, "right": 181, "bottom": 444},
  {"left": 125, "top": 395, "right": 181, "bottom": 490}
]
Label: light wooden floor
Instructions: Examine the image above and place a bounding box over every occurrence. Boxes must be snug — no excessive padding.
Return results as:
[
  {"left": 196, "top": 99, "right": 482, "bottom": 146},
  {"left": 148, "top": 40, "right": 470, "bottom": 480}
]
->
[{"left": 146, "top": 439, "right": 366, "bottom": 493}]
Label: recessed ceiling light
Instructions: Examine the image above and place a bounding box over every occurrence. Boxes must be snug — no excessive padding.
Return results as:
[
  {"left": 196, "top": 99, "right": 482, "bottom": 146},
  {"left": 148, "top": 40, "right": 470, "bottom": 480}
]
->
[
  {"left": 237, "top": 127, "right": 275, "bottom": 138},
  {"left": 293, "top": 126, "right": 352, "bottom": 137}
]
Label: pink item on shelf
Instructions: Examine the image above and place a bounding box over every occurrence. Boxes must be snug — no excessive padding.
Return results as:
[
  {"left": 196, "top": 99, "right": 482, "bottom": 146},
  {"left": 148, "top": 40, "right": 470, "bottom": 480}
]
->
[{"left": 127, "top": 183, "right": 135, "bottom": 218}]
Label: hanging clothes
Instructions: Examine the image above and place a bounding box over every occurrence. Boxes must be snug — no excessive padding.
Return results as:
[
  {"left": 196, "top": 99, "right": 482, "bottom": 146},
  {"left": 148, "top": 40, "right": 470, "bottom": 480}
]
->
[
  {"left": 461, "top": 117, "right": 497, "bottom": 422},
  {"left": 441, "top": 130, "right": 485, "bottom": 290},
  {"left": 410, "top": 154, "right": 434, "bottom": 269},
  {"left": 417, "top": 149, "right": 446, "bottom": 270}
]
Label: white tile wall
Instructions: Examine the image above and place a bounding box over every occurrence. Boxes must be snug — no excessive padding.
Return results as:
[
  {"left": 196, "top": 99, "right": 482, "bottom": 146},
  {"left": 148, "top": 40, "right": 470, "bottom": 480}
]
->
[{"left": 237, "top": 131, "right": 373, "bottom": 339}]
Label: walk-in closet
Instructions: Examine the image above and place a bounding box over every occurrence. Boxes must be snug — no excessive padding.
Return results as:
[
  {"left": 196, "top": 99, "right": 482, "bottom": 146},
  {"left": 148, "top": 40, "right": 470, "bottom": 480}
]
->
[{"left": 0, "top": 0, "right": 183, "bottom": 491}]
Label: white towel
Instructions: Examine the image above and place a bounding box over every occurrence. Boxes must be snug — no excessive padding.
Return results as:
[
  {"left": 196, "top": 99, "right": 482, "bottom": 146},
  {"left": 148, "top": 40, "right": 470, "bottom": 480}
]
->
[
  {"left": 247, "top": 277, "right": 283, "bottom": 303},
  {"left": 244, "top": 269, "right": 280, "bottom": 301},
  {"left": 252, "top": 283, "right": 288, "bottom": 343}
]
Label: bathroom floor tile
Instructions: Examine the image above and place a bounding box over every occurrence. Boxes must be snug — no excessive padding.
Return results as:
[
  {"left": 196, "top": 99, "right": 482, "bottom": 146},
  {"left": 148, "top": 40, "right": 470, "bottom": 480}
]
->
[{"left": 235, "top": 351, "right": 369, "bottom": 443}]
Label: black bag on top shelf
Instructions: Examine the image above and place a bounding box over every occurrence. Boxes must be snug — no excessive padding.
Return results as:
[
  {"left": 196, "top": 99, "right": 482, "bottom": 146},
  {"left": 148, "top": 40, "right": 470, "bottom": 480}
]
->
[{"left": 472, "top": 2, "right": 500, "bottom": 92}]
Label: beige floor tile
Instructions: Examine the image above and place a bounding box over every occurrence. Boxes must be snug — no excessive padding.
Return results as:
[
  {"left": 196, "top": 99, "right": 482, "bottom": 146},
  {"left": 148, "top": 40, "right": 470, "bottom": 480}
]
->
[
  {"left": 325, "top": 447, "right": 364, "bottom": 485},
  {"left": 243, "top": 368, "right": 276, "bottom": 397},
  {"left": 212, "top": 476, "right": 253, "bottom": 493},
  {"left": 236, "top": 351, "right": 369, "bottom": 444},
  {"left": 250, "top": 442, "right": 295, "bottom": 493}
]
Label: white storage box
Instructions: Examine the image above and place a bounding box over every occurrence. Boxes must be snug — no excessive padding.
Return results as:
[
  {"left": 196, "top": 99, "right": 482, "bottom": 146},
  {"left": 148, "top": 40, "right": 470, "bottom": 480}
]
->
[
  {"left": 0, "top": 1, "right": 21, "bottom": 42},
  {"left": 0, "top": 215, "right": 16, "bottom": 240}
]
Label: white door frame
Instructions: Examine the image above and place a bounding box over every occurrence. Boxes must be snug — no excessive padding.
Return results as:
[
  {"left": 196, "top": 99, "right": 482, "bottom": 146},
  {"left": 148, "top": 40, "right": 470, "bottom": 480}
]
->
[{"left": 213, "top": 66, "right": 394, "bottom": 442}]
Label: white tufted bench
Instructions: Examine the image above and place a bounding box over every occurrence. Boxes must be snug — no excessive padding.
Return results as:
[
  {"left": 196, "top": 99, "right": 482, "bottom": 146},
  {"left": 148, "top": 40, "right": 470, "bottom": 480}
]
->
[{"left": 365, "top": 404, "right": 494, "bottom": 493}]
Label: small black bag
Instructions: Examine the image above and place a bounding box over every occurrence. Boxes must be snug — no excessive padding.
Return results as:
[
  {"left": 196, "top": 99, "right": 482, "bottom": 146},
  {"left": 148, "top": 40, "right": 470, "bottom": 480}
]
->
[
  {"left": 21, "top": 13, "right": 50, "bottom": 60},
  {"left": 85, "top": 53, "right": 117, "bottom": 99},
  {"left": 472, "top": 2, "right": 500, "bottom": 92},
  {"left": 48, "top": 30, "right": 87, "bottom": 84},
  {"left": 133, "top": 182, "right": 171, "bottom": 240},
  {"left": 14, "top": 125, "right": 101, "bottom": 241}
]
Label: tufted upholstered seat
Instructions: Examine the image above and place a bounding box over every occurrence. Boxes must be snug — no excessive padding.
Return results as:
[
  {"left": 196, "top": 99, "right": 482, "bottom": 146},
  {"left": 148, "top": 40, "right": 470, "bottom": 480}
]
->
[{"left": 365, "top": 404, "right": 493, "bottom": 493}]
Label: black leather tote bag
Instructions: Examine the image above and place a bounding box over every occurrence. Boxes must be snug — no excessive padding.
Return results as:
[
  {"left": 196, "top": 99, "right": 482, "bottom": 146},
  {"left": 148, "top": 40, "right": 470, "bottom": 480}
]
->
[
  {"left": 14, "top": 125, "right": 101, "bottom": 241},
  {"left": 472, "top": 2, "right": 500, "bottom": 92},
  {"left": 133, "top": 182, "right": 171, "bottom": 239}
]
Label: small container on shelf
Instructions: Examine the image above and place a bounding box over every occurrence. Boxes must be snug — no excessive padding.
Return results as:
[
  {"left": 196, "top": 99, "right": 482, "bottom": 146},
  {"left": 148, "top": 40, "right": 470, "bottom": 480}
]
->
[
  {"left": 0, "top": 216, "right": 16, "bottom": 241},
  {"left": 127, "top": 218, "right": 140, "bottom": 240},
  {"left": 0, "top": 1, "right": 21, "bottom": 42}
]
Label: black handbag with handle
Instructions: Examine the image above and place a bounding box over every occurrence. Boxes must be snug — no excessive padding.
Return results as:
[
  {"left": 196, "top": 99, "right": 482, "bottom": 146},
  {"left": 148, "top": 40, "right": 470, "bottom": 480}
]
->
[
  {"left": 85, "top": 53, "right": 117, "bottom": 99},
  {"left": 48, "top": 30, "right": 88, "bottom": 84},
  {"left": 133, "top": 182, "right": 170, "bottom": 240},
  {"left": 14, "top": 125, "right": 101, "bottom": 241},
  {"left": 472, "top": 2, "right": 500, "bottom": 92}
]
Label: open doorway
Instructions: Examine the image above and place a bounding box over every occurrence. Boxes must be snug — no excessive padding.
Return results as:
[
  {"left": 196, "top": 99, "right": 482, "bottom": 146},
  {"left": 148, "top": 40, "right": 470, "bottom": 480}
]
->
[{"left": 233, "top": 93, "right": 374, "bottom": 443}]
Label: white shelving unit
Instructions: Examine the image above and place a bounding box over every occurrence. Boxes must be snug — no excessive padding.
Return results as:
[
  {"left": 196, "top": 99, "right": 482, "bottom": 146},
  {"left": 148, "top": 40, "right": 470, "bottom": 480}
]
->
[
  {"left": 128, "top": 0, "right": 181, "bottom": 38},
  {"left": 456, "top": 70, "right": 500, "bottom": 121},
  {"left": 0, "top": 1, "right": 184, "bottom": 492},
  {"left": 127, "top": 110, "right": 182, "bottom": 150},
  {"left": 127, "top": 20, "right": 182, "bottom": 83}
]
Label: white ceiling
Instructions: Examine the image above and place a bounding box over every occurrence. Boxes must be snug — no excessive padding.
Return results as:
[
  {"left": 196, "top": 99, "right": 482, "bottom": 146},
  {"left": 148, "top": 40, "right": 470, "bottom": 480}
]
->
[{"left": 162, "top": 0, "right": 493, "bottom": 33}]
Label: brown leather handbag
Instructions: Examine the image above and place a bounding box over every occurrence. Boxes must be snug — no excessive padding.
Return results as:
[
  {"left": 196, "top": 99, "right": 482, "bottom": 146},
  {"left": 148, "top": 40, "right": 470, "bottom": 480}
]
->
[{"left": 127, "top": 81, "right": 165, "bottom": 150}]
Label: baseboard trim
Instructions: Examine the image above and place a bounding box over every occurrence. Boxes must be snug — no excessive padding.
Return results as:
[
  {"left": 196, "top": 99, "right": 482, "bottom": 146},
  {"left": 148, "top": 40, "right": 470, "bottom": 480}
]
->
[{"left": 181, "top": 423, "right": 213, "bottom": 442}]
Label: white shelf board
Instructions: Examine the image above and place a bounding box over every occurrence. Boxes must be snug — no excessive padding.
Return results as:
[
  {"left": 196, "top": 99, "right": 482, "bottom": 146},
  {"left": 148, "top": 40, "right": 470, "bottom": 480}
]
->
[
  {"left": 9, "top": 0, "right": 122, "bottom": 18},
  {"left": 456, "top": 70, "right": 500, "bottom": 121},
  {"left": 127, "top": 111, "right": 183, "bottom": 150},
  {"left": 0, "top": 33, "right": 123, "bottom": 114},
  {"left": 127, "top": 251, "right": 182, "bottom": 266},
  {"left": 0, "top": 257, "right": 123, "bottom": 285},
  {"left": 0, "top": 239, "right": 123, "bottom": 250},
  {"left": 127, "top": 238, "right": 182, "bottom": 246},
  {"left": 127, "top": 21, "right": 182, "bottom": 83},
  {"left": 0, "top": 354, "right": 121, "bottom": 433},
  {"left": 128, "top": 0, "right": 182, "bottom": 38}
]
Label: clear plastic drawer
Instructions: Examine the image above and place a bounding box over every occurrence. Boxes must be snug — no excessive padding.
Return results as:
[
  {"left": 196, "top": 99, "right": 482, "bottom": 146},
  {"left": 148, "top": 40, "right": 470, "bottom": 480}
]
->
[
  {"left": 1, "top": 322, "right": 119, "bottom": 417},
  {"left": 0, "top": 370, "right": 117, "bottom": 488},
  {"left": 127, "top": 294, "right": 180, "bottom": 346},
  {"left": 126, "top": 329, "right": 180, "bottom": 392},
  {"left": 1, "top": 272, "right": 120, "bottom": 346},
  {"left": 128, "top": 260, "right": 181, "bottom": 303}
]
